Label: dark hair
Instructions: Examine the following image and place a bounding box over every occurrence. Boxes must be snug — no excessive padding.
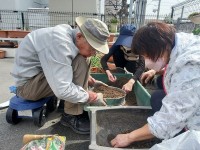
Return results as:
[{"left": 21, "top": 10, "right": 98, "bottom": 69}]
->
[{"left": 131, "top": 22, "right": 176, "bottom": 61}]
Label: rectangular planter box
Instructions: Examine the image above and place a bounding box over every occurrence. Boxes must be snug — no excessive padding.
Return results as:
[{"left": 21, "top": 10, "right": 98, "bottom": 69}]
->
[
  {"left": 0, "top": 30, "right": 30, "bottom": 38},
  {"left": 89, "top": 106, "right": 160, "bottom": 150}
]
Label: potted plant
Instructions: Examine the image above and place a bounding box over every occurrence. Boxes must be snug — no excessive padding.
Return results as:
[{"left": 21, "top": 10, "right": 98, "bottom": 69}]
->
[
  {"left": 0, "top": 50, "right": 6, "bottom": 59},
  {"left": 192, "top": 27, "right": 200, "bottom": 35},
  {"left": 188, "top": 12, "right": 200, "bottom": 24},
  {"left": 110, "top": 18, "right": 119, "bottom": 33},
  {"left": 90, "top": 54, "right": 104, "bottom": 73}
]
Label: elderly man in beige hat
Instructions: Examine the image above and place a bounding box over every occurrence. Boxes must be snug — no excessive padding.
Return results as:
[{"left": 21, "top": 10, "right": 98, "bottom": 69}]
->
[{"left": 11, "top": 16, "right": 109, "bottom": 134}]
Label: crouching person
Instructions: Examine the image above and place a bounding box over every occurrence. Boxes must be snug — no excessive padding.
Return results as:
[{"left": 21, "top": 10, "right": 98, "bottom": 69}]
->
[{"left": 11, "top": 16, "right": 109, "bottom": 134}]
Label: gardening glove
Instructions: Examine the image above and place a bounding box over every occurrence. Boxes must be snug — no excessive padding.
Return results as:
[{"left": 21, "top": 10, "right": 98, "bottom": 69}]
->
[
  {"left": 93, "top": 80, "right": 108, "bottom": 89},
  {"left": 90, "top": 93, "right": 107, "bottom": 106}
]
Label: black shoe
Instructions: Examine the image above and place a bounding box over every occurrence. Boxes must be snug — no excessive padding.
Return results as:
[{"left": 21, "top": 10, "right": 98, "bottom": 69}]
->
[{"left": 60, "top": 113, "right": 90, "bottom": 135}]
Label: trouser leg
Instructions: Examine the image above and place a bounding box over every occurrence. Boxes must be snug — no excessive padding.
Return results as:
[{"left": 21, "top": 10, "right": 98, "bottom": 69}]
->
[
  {"left": 154, "top": 75, "right": 163, "bottom": 89},
  {"left": 64, "top": 54, "right": 89, "bottom": 115},
  {"left": 150, "top": 89, "right": 166, "bottom": 114},
  {"left": 17, "top": 72, "right": 54, "bottom": 100}
]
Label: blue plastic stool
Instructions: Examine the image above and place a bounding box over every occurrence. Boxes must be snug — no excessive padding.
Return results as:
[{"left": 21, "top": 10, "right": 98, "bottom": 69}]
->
[{"left": 6, "top": 86, "right": 57, "bottom": 127}]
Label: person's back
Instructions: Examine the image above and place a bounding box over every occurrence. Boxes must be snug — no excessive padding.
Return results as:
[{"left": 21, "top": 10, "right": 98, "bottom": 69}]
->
[{"left": 12, "top": 24, "right": 78, "bottom": 87}]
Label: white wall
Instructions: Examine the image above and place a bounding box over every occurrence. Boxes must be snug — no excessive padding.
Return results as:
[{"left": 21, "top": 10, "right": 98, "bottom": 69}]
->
[
  {"left": 15, "top": 0, "right": 35, "bottom": 10},
  {"left": 49, "top": 0, "right": 98, "bottom": 13},
  {"left": 0, "top": 0, "right": 15, "bottom": 10},
  {"left": 0, "top": 0, "right": 48, "bottom": 10}
]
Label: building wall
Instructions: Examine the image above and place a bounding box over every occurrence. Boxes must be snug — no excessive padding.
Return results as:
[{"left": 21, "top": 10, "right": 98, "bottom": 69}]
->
[
  {"left": 49, "top": 0, "right": 98, "bottom": 13},
  {"left": 0, "top": 0, "right": 48, "bottom": 10},
  {"left": 0, "top": 0, "right": 16, "bottom": 10},
  {"left": 15, "top": 0, "right": 35, "bottom": 10}
]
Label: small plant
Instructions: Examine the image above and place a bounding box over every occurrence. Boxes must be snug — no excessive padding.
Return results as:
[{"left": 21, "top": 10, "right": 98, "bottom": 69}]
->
[
  {"left": 90, "top": 54, "right": 104, "bottom": 73},
  {"left": 192, "top": 27, "right": 200, "bottom": 35},
  {"left": 90, "top": 54, "right": 102, "bottom": 68},
  {"left": 164, "top": 16, "right": 172, "bottom": 24},
  {"left": 110, "top": 18, "right": 118, "bottom": 24}
]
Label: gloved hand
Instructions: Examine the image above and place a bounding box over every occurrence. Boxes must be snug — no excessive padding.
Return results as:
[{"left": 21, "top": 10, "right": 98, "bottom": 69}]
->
[
  {"left": 90, "top": 93, "right": 107, "bottom": 106},
  {"left": 93, "top": 80, "right": 108, "bottom": 89}
]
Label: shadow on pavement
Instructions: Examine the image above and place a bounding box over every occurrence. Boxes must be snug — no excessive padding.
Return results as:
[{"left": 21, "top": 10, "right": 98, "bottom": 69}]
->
[{"left": 0, "top": 109, "right": 90, "bottom": 150}]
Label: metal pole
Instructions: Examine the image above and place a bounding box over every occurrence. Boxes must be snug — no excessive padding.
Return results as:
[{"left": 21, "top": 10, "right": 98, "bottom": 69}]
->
[
  {"left": 72, "top": 0, "right": 74, "bottom": 26},
  {"left": 21, "top": 12, "right": 25, "bottom": 30},
  {"left": 180, "top": 6, "right": 184, "bottom": 19},
  {"left": 156, "top": 0, "right": 161, "bottom": 20},
  {"left": 99, "top": 0, "right": 101, "bottom": 15},
  {"left": 129, "top": 0, "right": 133, "bottom": 24},
  {"left": 171, "top": 7, "right": 174, "bottom": 21}
]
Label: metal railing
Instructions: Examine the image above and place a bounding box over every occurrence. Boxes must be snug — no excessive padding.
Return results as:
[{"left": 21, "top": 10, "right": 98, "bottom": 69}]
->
[
  {"left": 174, "top": 18, "right": 200, "bottom": 33},
  {"left": 0, "top": 10, "right": 107, "bottom": 31},
  {"left": 0, "top": 9, "right": 173, "bottom": 32}
]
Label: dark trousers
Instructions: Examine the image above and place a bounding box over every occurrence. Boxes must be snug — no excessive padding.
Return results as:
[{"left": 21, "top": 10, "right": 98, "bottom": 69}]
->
[
  {"left": 150, "top": 75, "right": 165, "bottom": 113},
  {"left": 150, "top": 90, "right": 166, "bottom": 114}
]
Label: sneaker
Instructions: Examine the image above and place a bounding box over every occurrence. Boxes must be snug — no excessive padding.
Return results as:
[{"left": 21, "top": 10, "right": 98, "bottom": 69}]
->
[{"left": 60, "top": 113, "right": 90, "bottom": 134}]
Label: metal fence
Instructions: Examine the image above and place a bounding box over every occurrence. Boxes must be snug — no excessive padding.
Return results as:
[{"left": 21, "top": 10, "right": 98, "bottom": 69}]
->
[
  {"left": 0, "top": 9, "right": 171, "bottom": 32},
  {"left": 174, "top": 18, "right": 200, "bottom": 33},
  {"left": 172, "top": 0, "right": 200, "bottom": 20},
  {"left": 0, "top": 10, "right": 106, "bottom": 31}
]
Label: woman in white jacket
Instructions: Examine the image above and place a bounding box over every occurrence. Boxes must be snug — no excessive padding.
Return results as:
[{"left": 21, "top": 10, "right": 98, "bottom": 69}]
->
[{"left": 111, "top": 22, "right": 200, "bottom": 148}]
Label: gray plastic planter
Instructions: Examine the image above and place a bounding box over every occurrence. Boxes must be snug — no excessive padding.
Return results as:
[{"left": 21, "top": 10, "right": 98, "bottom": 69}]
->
[{"left": 88, "top": 106, "right": 160, "bottom": 150}]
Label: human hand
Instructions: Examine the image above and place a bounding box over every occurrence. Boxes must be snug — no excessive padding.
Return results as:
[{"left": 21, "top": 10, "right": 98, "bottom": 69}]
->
[
  {"left": 87, "top": 91, "right": 97, "bottom": 103},
  {"left": 89, "top": 93, "right": 107, "bottom": 106},
  {"left": 122, "top": 79, "right": 135, "bottom": 93},
  {"left": 140, "top": 69, "right": 156, "bottom": 85},
  {"left": 88, "top": 75, "right": 96, "bottom": 86},
  {"left": 106, "top": 70, "right": 117, "bottom": 82},
  {"left": 111, "top": 133, "right": 132, "bottom": 148}
]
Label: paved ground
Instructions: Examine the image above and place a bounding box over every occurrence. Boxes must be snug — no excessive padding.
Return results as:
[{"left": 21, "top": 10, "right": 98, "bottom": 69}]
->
[{"left": 0, "top": 58, "right": 90, "bottom": 150}]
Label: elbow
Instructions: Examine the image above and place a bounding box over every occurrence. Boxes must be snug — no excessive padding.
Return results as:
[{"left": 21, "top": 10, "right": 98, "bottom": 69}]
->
[{"left": 53, "top": 90, "right": 66, "bottom": 100}]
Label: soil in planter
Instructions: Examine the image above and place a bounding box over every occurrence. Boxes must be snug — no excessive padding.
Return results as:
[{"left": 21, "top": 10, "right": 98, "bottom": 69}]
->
[
  {"left": 106, "top": 77, "right": 137, "bottom": 106},
  {"left": 96, "top": 109, "right": 160, "bottom": 149},
  {"left": 93, "top": 84, "right": 125, "bottom": 99}
]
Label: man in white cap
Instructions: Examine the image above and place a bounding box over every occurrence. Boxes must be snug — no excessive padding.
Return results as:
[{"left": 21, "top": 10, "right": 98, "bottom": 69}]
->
[{"left": 11, "top": 16, "right": 109, "bottom": 134}]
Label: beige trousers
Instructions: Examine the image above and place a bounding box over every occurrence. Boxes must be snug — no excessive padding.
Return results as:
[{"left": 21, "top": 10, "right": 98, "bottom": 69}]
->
[{"left": 17, "top": 54, "right": 90, "bottom": 115}]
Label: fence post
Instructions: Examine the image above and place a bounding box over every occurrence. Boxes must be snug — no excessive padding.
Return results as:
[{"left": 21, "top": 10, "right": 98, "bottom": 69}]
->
[
  {"left": 171, "top": 7, "right": 174, "bottom": 22},
  {"left": 180, "top": 6, "right": 184, "bottom": 19},
  {"left": 21, "top": 12, "right": 25, "bottom": 30}
]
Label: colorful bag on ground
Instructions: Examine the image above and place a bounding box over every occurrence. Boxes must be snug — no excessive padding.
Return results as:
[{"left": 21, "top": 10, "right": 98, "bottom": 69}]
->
[{"left": 21, "top": 134, "right": 66, "bottom": 150}]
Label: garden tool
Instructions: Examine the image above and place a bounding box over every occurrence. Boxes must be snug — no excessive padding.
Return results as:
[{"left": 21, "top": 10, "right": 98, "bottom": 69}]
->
[{"left": 93, "top": 80, "right": 109, "bottom": 89}]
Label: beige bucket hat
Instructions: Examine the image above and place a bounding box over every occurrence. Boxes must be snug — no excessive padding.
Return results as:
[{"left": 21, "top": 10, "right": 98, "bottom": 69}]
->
[{"left": 75, "top": 16, "right": 110, "bottom": 54}]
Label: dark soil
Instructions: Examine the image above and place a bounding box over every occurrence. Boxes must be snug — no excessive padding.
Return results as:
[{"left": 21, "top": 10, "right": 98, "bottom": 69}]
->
[
  {"left": 107, "top": 77, "right": 137, "bottom": 106},
  {"left": 96, "top": 109, "right": 161, "bottom": 149},
  {"left": 93, "top": 84, "right": 125, "bottom": 99}
]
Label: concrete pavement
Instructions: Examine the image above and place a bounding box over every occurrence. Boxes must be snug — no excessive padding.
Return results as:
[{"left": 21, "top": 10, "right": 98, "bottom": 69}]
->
[{"left": 0, "top": 58, "right": 90, "bottom": 150}]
